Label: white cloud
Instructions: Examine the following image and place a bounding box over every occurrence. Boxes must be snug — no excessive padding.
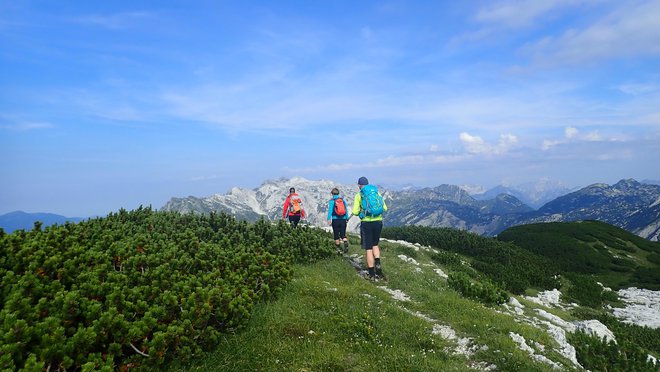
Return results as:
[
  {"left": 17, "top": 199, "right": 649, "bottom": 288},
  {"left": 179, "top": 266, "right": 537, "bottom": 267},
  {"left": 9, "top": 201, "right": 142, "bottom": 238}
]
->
[
  {"left": 564, "top": 126, "right": 578, "bottom": 139},
  {"left": 460, "top": 132, "right": 518, "bottom": 155},
  {"left": 542, "top": 139, "right": 561, "bottom": 150},
  {"left": 583, "top": 131, "right": 602, "bottom": 141}
]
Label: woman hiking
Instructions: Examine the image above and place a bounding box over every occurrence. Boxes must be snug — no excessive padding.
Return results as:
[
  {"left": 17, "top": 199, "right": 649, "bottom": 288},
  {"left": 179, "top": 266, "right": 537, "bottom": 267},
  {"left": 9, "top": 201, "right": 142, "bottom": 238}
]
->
[{"left": 327, "top": 187, "right": 350, "bottom": 254}]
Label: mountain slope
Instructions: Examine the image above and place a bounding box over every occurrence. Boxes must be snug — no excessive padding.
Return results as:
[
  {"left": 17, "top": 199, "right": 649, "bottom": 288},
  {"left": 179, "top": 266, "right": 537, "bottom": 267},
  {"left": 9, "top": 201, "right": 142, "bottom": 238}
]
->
[
  {"left": 516, "top": 179, "right": 660, "bottom": 240},
  {"left": 497, "top": 221, "right": 660, "bottom": 290},
  {"left": 0, "top": 211, "right": 85, "bottom": 233},
  {"left": 173, "top": 235, "right": 660, "bottom": 371}
]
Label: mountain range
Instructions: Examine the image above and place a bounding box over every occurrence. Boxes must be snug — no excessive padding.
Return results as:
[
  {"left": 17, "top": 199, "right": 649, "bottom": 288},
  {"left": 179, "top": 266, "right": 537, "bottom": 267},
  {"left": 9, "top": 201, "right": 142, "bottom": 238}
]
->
[
  {"left": 0, "top": 211, "right": 85, "bottom": 233},
  {"left": 161, "top": 177, "right": 660, "bottom": 242}
]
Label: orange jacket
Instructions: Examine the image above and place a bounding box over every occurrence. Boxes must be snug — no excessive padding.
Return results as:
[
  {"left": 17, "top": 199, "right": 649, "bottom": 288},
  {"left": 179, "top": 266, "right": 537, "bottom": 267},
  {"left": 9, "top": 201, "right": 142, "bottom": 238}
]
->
[{"left": 282, "top": 193, "right": 306, "bottom": 218}]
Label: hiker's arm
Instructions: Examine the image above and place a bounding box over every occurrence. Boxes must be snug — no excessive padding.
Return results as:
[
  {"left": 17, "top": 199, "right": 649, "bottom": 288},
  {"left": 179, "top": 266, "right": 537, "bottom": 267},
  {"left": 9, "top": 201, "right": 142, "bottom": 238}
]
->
[
  {"left": 282, "top": 197, "right": 290, "bottom": 218},
  {"left": 327, "top": 200, "right": 334, "bottom": 221},
  {"left": 382, "top": 195, "right": 388, "bottom": 212},
  {"left": 352, "top": 194, "right": 361, "bottom": 216}
]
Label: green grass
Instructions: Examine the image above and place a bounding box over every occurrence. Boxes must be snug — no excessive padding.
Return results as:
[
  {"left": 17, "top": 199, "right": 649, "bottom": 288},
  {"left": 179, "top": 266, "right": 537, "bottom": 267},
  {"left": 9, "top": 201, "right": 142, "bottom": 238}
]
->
[{"left": 169, "top": 235, "right": 575, "bottom": 371}]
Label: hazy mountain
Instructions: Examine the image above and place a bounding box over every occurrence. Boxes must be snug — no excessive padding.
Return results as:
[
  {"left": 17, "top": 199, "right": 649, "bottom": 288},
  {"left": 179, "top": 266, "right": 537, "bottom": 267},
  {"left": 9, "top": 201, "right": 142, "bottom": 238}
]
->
[
  {"left": 516, "top": 179, "right": 660, "bottom": 241},
  {"left": 0, "top": 211, "right": 85, "bottom": 233},
  {"left": 472, "top": 179, "right": 573, "bottom": 209},
  {"left": 161, "top": 177, "right": 660, "bottom": 241}
]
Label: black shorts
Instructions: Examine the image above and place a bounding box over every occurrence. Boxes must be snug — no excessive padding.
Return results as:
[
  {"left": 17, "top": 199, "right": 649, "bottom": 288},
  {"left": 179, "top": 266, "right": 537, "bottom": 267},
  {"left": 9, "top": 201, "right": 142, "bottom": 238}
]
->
[
  {"left": 360, "top": 221, "right": 383, "bottom": 250},
  {"left": 331, "top": 219, "right": 347, "bottom": 240}
]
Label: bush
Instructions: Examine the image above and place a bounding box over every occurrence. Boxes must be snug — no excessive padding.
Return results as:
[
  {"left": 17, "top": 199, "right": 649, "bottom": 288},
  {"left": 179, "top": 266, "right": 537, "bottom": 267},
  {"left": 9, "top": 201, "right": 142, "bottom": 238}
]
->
[
  {"left": 0, "top": 207, "right": 335, "bottom": 370},
  {"left": 447, "top": 272, "right": 508, "bottom": 306},
  {"left": 569, "top": 331, "right": 658, "bottom": 371}
]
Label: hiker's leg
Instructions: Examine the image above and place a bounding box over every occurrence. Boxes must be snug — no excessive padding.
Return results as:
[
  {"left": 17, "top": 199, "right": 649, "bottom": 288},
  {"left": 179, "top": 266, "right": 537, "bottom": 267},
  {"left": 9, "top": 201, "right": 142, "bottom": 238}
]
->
[
  {"left": 365, "top": 248, "right": 375, "bottom": 277},
  {"left": 289, "top": 215, "right": 300, "bottom": 227},
  {"left": 365, "top": 249, "right": 375, "bottom": 267},
  {"left": 338, "top": 219, "right": 347, "bottom": 239},
  {"left": 332, "top": 220, "right": 340, "bottom": 244},
  {"left": 372, "top": 221, "right": 383, "bottom": 275},
  {"left": 372, "top": 245, "right": 380, "bottom": 258},
  {"left": 362, "top": 222, "right": 376, "bottom": 277}
]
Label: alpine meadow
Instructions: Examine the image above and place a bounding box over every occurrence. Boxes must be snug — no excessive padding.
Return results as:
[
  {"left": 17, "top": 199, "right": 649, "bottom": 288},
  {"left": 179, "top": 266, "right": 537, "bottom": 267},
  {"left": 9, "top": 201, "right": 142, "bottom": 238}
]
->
[{"left": 2, "top": 207, "right": 660, "bottom": 370}]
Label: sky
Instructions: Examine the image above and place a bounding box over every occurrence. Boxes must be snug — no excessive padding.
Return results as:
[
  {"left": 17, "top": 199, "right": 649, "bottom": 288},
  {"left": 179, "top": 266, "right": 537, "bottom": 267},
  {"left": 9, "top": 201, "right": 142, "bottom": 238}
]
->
[{"left": 1, "top": 0, "right": 660, "bottom": 217}]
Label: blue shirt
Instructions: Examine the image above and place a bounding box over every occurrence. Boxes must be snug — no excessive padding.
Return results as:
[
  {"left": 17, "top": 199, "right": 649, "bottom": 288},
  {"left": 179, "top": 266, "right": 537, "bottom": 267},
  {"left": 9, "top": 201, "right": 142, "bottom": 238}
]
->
[{"left": 327, "top": 195, "right": 350, "bottom": 220}]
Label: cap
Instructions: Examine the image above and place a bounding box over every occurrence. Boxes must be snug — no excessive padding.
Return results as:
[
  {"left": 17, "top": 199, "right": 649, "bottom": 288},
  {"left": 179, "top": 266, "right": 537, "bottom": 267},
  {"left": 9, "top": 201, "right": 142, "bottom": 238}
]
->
[{"left": 357, "top": 176, "right": 369, "bottom": 185}]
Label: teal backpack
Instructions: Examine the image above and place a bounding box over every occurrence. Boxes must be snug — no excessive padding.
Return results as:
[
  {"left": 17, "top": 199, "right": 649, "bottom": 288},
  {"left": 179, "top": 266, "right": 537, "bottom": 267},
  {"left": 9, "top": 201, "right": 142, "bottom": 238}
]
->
[{"left": 360, "top": 184, "right": 384, "bottom": 217}]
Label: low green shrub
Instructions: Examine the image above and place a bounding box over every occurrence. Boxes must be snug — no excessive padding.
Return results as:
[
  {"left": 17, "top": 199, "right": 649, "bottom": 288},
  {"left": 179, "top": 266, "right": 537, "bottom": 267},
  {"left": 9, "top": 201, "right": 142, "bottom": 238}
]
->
[{"left": 0, "top": 207, "right": 334, "bottom": 370}]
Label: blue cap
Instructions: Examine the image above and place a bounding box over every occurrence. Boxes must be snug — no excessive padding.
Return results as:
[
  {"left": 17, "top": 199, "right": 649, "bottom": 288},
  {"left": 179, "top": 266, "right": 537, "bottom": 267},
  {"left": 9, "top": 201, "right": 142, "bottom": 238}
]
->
[{"left": 358, "top": 176, "right": 369, "bottom": 185}]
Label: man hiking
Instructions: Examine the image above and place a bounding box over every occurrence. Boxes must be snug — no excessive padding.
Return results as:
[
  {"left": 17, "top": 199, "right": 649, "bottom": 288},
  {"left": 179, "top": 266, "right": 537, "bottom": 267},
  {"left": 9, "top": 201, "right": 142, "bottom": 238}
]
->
[
  {"left": 282, "top": 187, "right": 306, "bottom": 227},
  {"left": 327, "top": 187, "right": 350, "bottom": 254},
  {"left": 352, "top": 176, "right": 387, "bottom": 280}
]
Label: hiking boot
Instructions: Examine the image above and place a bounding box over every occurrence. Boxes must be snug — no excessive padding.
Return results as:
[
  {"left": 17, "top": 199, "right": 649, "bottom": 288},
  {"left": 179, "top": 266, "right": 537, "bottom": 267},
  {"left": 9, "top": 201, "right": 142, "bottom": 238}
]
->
[
  {"left": 375, "top": 263, "right": 383, "bottom": 276},
  {"left": 342, "top": 241, "right": 349, "bottom": 253}
]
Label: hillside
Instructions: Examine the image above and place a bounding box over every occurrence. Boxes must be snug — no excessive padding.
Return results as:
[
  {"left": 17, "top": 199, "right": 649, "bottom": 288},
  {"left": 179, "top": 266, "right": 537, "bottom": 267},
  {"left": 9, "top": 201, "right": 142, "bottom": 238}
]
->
[
  {"left": 2, "top": 209, "right": 658, "bottom": 370},
  {"left": 173, "top": 233, "right": 660, "bottom": 371},
  {"left": 497, "top": 221, "right": 660, "bottom": 291}
]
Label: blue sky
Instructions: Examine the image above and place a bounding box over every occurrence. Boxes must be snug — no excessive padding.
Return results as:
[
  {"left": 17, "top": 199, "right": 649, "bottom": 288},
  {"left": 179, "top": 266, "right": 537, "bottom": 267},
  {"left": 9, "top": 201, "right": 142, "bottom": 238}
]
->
[{"left": 1, "top": 0, "right": 659, "bottom": 217}]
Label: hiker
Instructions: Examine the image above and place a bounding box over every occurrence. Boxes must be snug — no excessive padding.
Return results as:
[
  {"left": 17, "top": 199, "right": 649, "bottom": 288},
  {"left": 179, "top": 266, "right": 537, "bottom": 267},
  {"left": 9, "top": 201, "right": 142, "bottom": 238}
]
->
[
  {"left": 327, "top": 187, "right": 350, "bottom": 253},
  {"left": 282, "top": 187, "right": 305, "bottom": 227},
  {"left": 352, "top": 176, "right": 387, "bottom": 280}
]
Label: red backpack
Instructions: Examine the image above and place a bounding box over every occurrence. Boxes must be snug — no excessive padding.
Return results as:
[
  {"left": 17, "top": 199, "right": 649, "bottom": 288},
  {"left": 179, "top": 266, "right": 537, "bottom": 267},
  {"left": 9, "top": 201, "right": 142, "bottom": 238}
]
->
[{"left": 333, "top": 197, "right": 346, "bottom": 217}]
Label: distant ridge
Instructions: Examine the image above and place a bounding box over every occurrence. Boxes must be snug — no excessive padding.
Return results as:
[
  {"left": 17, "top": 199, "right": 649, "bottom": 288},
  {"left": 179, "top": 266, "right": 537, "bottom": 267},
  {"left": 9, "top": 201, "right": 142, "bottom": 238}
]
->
[
  {"left": 162, "top": 177, "right": 660, "bottom": 241},
  {"left": 0, "top": 211, "right": 85, "bottom": 233}
]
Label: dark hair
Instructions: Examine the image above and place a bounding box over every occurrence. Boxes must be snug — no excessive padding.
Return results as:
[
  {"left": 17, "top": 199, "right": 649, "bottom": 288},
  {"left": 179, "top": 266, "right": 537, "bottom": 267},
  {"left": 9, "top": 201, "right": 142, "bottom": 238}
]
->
[
  {"left": 331, "top": 187, "right": 339, "bottom": 195},
  {"left": 289, "top": 187, "right": 295, "bottom": 193}
]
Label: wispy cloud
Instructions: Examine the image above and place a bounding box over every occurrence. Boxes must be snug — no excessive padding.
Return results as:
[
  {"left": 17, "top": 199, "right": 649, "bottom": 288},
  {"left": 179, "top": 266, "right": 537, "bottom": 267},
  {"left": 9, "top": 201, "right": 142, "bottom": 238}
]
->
[
  {"left": 542, "top": 126, "right": 627, "bottom": 150},
  {"left": 0, "top": 121, "right": 54, "bottom": 131},
  {"left": 522, "top": 0, "right": 660, "bottom": 65},
  {"left": 287, "top": 131, "right": 520, "bottom": 173},
  {"left": 475, "top": 0, "right": 586, "bottom": 29},
  {"left": 617, "top": 82, "right": 659, "bottom": 95},
  {"left": 285, "top": 152, "right": 467, "bottom": 173}
]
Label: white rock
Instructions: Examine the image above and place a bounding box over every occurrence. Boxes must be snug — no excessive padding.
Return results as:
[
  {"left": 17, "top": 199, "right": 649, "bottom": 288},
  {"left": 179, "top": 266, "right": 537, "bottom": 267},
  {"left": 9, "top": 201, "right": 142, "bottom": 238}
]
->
[
  {"left": 574, "top": 320, "right": 617, "bottom": 344},
  {"left": 378, "top": 286, "right": 411, "bottom": 302},
  {"left": 524, "top": 289, "right": 563, "bottom": 308},
  {"left": 397, "top": 254, "right": 419, "bottom": 266},
  {"left": 535, "top": 309, "right": 576, "bottom": 332},
  {"left": 434, "top": 268, "right": 449, "bottom": 279},
  {"left": 612, "top": 288, "right": 660, "bottom": 329}
]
